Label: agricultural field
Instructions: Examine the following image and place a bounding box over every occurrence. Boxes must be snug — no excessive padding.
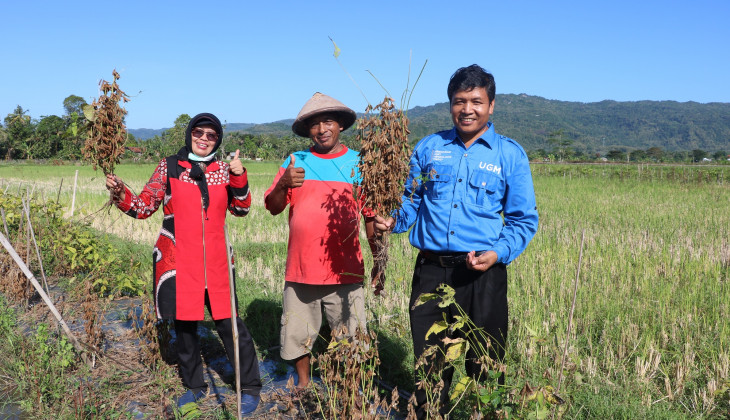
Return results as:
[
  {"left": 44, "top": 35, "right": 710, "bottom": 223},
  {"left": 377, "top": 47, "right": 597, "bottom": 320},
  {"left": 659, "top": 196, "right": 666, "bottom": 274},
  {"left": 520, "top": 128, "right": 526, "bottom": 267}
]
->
[{"left": 0, "top": 160, "right": 728, "bottom": 418}]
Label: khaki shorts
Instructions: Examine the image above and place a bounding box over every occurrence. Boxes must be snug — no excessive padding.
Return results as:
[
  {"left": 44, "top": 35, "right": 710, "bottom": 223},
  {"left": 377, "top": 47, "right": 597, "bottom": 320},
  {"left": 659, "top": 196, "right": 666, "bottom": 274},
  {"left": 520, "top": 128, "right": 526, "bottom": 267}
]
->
[{"left": 280, "top": 281, "right": 367, "bottom": 360}]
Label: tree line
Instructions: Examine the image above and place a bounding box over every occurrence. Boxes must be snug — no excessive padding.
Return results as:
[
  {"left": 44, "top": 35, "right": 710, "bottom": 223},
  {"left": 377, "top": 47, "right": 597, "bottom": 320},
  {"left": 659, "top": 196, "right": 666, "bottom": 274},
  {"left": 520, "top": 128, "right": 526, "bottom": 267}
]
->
[
  {"left": 528, "top": 129, "right": 728, "bottom": 163},
  {"left": 1, "top": 95, "right": 727, "bottom": 165},
  {"left": 1, "top": 95, "right": 89, "bottom": 160},
  {"left": 0, "top": 96, "right": 360, "bottom": 163},
  {"left": 125, "top": 114, "right": 361, "bottom": 162}
]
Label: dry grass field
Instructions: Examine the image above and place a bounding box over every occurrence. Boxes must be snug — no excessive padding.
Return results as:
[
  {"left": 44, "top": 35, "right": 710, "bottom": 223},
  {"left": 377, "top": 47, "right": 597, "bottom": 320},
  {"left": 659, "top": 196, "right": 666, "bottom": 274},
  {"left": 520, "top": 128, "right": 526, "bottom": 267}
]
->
[{"left": 1, "top": 160, "right": 728, "bottom": 418}]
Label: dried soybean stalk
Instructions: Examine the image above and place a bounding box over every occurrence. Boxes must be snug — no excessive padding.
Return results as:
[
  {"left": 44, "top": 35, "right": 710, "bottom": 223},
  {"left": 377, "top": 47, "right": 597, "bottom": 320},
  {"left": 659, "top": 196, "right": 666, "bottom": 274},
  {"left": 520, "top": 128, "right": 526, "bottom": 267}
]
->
[
  {"left": 82, "top": 69, "right": 129, "bottom": 175},
  {"left": 356, "top": 97, "right": 412, "bottom": 284}
]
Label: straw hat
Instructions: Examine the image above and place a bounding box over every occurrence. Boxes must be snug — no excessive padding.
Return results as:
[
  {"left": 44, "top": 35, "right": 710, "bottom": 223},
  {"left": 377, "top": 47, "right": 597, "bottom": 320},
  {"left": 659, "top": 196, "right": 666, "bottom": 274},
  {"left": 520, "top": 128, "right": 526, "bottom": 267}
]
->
[{"left": 292, "top": 92, "right": 357, "bottom": 137}]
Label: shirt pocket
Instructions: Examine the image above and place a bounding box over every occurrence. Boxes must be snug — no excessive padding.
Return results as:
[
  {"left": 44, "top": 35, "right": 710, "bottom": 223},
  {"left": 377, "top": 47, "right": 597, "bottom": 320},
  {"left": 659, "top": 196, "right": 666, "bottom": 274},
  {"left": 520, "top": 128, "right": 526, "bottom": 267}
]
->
[
  {"left": 468, "top": 170, "right": 503, "bottom": 207},
  {"left": 425, "top": 164, "right": 454, "bottom": 201}
]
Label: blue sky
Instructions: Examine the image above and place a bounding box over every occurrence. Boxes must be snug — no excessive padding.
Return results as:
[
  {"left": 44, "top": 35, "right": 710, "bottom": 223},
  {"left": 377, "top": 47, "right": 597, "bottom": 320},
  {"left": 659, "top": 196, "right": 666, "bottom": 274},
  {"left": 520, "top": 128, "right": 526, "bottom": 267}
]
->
[{"left": 1, "top": 0, "right": 728, "bottom": 129}]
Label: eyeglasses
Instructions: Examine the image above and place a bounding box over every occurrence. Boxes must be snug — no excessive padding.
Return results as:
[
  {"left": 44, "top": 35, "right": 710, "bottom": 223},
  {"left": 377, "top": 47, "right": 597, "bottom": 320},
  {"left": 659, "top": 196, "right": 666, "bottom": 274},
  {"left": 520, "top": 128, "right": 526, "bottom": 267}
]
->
[{"left": 192, "top": 128, "right": 219, "bottom": 142}]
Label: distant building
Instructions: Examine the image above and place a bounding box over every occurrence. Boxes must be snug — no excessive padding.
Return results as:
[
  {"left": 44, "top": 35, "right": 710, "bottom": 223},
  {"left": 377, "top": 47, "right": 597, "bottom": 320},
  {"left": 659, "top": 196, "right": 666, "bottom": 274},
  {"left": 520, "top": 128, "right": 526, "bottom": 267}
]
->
[{"left": 125, "top": 146, "right": 144, "bottom": 161}]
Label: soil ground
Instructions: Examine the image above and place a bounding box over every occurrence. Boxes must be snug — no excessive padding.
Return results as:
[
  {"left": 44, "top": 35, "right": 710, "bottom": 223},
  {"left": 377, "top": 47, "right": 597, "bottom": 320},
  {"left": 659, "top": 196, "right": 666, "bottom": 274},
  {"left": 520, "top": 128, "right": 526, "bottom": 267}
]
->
[{"left": 6, "top": 285, "right": 346, "bottom": 419}]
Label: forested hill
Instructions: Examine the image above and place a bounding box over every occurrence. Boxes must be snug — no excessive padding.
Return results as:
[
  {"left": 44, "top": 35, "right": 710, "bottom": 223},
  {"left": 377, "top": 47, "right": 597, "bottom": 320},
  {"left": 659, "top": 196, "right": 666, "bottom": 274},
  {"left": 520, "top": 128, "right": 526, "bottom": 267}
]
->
[
  {"left": 129, "top": 94, "right": 729, "bottom": 152},
  {"left": 403, "top": 94, "right": 730, "bottom": 152}
]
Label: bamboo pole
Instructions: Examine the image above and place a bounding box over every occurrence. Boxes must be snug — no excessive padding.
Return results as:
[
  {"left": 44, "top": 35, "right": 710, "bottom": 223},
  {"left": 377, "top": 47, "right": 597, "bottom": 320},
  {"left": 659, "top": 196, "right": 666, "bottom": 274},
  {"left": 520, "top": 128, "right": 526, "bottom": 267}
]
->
[
  {"left": 0, "top": 232, "right": 90, "bottom": 366},
  {"left": 557, "top": 229, "right": 585, "bottom": 393},
  {"left": 224, "top": 225, "right": 242, "bottom": 419}
]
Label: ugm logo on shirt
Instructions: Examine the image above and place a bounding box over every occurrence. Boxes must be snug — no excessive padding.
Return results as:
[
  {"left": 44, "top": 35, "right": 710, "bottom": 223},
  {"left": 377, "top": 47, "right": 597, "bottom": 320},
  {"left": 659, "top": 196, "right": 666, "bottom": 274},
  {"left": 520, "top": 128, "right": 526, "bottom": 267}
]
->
[{"left": 479, "top": 162, "right": 501, "bottom": 175}]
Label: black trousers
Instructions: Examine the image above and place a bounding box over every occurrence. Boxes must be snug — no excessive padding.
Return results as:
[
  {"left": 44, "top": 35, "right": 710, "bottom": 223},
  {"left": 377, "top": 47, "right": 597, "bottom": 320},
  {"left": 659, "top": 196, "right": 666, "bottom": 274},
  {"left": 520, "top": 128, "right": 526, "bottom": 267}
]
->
[
  {"left": 174, "top": 293, "right": 262, "bottom": 396},
  {"left": 409, "top": 256, "right": 508, "bottom": 417}
]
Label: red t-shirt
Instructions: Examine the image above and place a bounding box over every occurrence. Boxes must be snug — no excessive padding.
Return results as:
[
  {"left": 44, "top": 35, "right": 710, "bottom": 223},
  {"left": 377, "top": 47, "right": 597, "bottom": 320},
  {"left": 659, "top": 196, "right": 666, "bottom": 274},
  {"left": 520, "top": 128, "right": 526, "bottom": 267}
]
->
[{"left": 264, "top": 147, "right": 372, "bottom": 285}]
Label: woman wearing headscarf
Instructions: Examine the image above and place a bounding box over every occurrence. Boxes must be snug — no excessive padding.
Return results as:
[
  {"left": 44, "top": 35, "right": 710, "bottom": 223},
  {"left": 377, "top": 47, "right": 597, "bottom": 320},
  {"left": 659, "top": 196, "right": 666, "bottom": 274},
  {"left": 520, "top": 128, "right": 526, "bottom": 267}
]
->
[{"left": 105, "top": 113, "right": 261, "bottom": 416}]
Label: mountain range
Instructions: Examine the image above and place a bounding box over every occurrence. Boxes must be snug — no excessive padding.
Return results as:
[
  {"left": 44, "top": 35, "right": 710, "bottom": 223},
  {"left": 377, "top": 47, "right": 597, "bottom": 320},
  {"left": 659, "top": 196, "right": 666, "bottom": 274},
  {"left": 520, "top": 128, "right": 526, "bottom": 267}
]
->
[{"left": 128, "top": 94, "right": 730, "bottom": 152}]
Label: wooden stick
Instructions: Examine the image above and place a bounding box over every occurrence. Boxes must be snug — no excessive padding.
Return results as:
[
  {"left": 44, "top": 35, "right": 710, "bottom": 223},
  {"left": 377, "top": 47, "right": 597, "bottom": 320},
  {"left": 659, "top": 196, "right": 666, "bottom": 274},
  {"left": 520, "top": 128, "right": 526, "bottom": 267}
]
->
[
  {"left": 56, "top": 178, "right": 64, "bottom": 204},
  {"left": 22, "top": 197, "right": 50, "bottom": 294},
  {"left": 224, "top": 225, "right": 242, "bottom": 419},
  {"left": 0, "top": 208, "right": 8, "bottom": 244},
  {"left": 25, "top": 191, "right": 31, "bottom": 268},
  {"left": 0, "top": 232, "right": 90, "bottom": 366},
  {"left": 557, "top": 229, "right": 585, "bottom": 393},
  {"left": 71, "top": 170, "right": 78, "bottom": 217},
  {"left": 17, "top": 192, "right": 24, "bottom": 241}
]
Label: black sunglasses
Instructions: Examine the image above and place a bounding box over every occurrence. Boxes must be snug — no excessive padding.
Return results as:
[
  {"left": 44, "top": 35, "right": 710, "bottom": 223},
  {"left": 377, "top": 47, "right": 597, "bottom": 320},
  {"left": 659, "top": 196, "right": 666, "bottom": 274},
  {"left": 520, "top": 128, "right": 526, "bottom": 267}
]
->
[{"left": 192, "top": 128, "right": 219, "bottom": 141}]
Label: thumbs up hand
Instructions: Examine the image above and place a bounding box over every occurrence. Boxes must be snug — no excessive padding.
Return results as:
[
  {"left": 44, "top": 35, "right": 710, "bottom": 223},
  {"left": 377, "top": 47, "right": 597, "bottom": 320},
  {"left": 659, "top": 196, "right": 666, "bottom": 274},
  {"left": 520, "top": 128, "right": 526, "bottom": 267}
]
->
[
  {"left": 278, "top": 154, "right": 306, "bottom": 189},
  {"left": 229, "top": 149, "right": 245, "bottom": 175}
]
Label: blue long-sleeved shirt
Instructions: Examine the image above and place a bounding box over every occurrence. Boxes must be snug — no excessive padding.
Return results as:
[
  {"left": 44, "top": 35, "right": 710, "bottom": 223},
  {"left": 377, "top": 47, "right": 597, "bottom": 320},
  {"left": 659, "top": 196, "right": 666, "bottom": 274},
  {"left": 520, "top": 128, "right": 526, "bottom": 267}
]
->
[{"left": 393, "top": 123, "right": 538, "bottom": 265}]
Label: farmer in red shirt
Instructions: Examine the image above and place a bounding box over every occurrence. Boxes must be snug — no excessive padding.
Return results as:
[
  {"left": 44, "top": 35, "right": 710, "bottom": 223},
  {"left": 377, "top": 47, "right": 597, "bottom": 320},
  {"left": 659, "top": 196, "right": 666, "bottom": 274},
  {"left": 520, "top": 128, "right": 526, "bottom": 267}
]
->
[{"left": 264, "top": 93, "right": 380, "bottom": 390}]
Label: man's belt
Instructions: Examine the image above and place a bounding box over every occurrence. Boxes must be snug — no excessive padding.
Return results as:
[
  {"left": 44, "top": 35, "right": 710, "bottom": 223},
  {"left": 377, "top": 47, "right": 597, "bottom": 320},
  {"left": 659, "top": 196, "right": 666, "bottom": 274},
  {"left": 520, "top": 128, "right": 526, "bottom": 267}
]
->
[{"left": 419, "top": 251, "right": 469, "bottom": 268}]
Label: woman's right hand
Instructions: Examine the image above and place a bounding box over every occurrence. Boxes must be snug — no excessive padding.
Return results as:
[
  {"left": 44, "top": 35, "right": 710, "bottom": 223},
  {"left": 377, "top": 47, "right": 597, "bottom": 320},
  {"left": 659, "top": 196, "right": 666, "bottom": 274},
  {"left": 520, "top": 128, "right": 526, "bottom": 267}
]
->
[{"left": 105, "top": 174, "right": 125, "bottom": 200}]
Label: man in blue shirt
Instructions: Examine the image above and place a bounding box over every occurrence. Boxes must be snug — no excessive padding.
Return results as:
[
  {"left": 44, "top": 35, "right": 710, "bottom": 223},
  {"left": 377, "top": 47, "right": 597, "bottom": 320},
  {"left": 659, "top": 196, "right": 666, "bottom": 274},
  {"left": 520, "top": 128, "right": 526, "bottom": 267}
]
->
[{"left": 374, "top": 64, "right": 538, "bottom": 417}]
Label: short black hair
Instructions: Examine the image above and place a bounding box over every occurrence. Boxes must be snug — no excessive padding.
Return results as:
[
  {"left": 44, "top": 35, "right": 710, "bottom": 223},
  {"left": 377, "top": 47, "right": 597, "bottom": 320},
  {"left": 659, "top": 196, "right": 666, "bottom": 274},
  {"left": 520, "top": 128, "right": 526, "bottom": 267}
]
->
[{"left": 447, "top": 64, "right": 495, "bottom": 103}]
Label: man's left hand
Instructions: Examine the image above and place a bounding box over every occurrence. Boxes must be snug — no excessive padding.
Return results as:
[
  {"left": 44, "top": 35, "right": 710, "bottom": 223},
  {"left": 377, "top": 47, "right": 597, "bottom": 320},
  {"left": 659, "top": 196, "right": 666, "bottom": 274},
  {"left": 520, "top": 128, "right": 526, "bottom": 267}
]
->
[
  {"left": 466, "top": 250, "right": 498, "bottom": 272},
  {"left": 229, "top": 149, "right": 244, "bottom": 175}
]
